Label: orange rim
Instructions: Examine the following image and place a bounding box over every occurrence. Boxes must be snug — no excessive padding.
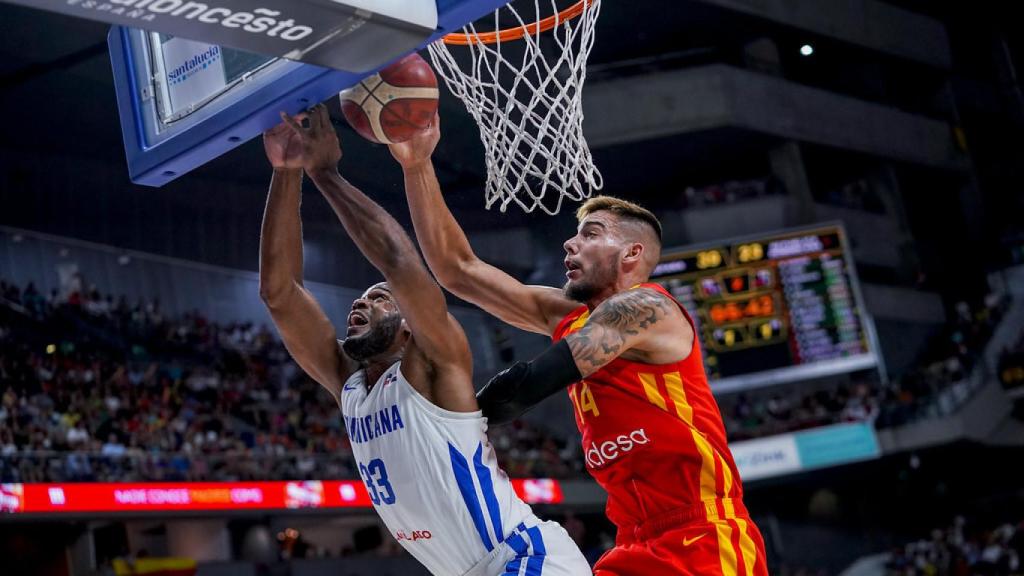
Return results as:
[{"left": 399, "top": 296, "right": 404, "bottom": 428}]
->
[{"left": 443, "top": 0, "right": 592, "bottom": 45}]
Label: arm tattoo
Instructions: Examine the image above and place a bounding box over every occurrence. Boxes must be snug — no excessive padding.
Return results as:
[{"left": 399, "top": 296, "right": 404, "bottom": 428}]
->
[{"left": 566, "top": 289, "right": 672, "bottom": 374}]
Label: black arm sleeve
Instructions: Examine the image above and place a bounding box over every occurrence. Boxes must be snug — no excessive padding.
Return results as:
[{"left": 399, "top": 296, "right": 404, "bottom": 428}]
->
[{"left": 476, "top": 339, "right": 583, "bottom": 425}]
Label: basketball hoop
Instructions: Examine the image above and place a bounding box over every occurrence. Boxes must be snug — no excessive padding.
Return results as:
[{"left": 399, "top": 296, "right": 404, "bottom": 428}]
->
[
  {"left": 442, "top": 1, "right": 593, "bottom": 45},
  {"left": 428, "top": 0, "right": 603, "bottom": 215}
]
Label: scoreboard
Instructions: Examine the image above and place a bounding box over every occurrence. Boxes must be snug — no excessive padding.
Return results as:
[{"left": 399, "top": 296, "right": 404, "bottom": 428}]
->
[{"left": 650, "top": 224, "right": 878, "bottom": 392}]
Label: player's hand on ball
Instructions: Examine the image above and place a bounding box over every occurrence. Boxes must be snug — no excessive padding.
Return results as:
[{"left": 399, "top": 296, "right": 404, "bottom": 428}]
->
[
  {"left": 389, "top": 111, "right": 441, "bottom": 171},
  {"left": 263, "top": 114, "right": 307, "bottom": 170},
  {"left": 281, "top": 104, "right": 343, "bottom": 175}
]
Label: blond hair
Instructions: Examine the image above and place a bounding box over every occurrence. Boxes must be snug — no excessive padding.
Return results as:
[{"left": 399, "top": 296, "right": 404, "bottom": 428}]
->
[{"left": 576, "top": 196, "right": 662, "bottom": 242}]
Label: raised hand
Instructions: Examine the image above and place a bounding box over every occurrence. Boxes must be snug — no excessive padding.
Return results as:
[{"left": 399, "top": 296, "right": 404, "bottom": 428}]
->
[
  {"left": 263, "top": 112, "right": 307, "bottom": 170},
  {"left": 388, "top": 111, "right": 441, "bottom": 171},
  {"left": 281, "top": 104, "right": 343, "bottom": 175}
]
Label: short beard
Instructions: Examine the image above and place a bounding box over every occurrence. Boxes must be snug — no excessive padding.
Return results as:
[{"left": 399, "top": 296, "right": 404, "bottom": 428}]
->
[
  {"left": 563, "top": 255, "right": 619, "bottom": 303},
  {"left": 342, "top": 314, "right": 402, "bottom": 362},
  {"left": 564, "top": 279, "right": 599, "bottom": 303}
]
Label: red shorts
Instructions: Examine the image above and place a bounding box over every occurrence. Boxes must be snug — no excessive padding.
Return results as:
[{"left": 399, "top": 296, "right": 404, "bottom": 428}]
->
[{"left": 594, "top": 509, "right": 769, "bottom": 576}]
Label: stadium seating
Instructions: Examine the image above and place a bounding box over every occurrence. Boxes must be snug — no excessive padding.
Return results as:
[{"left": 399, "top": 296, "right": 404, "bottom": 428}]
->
[{"left": 0, "top": 277, "right": 1011, "bottom": 482}]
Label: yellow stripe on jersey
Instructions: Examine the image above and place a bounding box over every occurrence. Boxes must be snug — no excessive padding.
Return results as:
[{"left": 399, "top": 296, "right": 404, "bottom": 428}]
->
[
  {"left": 733, "top": 517, "right": 759, "bottom": 576},
  {"left": 568, "top": 311, "right": 590, "bottom": 333},
  {"left": 639, "top": 373, "right": 668, "bottom": 411},
  {"left": 714, "top": 521, "right": 739, "bottom": 576},
  {"left": 723, "top": 497, "right": 737, "bottom": 519},
  {"left": 663, "top": 371, "right": 694, "bottom": 424},
  {"left": 690, "top": 429, "right": 720, "bottom": 521}
]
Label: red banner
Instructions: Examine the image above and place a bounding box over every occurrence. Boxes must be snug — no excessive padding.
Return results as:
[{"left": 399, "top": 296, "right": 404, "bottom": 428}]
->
[{"left": 0, "top": 479, "right": 562, "bottom": 514}]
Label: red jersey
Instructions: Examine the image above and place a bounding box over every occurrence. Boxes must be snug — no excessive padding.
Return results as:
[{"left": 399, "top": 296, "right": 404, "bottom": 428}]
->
[{"left": 552, "top": 283, "right": 748, "bottom": 529}]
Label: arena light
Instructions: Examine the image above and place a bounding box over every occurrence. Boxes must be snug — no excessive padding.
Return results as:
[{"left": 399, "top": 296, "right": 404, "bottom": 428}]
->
[{"left": 800, "top": 44, "right": 815, "bottom": 56}]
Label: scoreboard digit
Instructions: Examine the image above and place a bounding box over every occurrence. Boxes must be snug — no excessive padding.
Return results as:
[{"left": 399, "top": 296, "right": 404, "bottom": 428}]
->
[
  {"left": 651, "top": 225, "right": 876, "bottom": 391},
  {"left": 696, "top": 249, "right": 725, "bottom": 270},
  {"left": 736, "top": 242, "right": 765, "bottom": 264}
]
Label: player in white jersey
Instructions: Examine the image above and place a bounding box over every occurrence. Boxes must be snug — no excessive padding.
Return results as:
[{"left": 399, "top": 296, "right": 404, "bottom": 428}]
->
[{"left": 258, "top": 104, "right": 590, "bottom": 576}]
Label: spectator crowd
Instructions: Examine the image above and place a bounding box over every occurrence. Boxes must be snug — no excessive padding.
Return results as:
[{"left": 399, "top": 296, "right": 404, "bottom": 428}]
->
[
  {"left": 720, "top": 293, "right": 1007, "bottom": 439},
  {"left": 683, "top": 176, "right": 785, "bottom": 209},
  {"left": 1, "top": 277, "right": 351, "bottom": 482},
  {"left": 998, "top": 329, "right": 1024, "bottom": 392},
  {"left": 887, "top": 517, "right": 1023, "bottom": 576},
  {"left": 0, "top": 275, "right": 1011, "bottom": 482}
]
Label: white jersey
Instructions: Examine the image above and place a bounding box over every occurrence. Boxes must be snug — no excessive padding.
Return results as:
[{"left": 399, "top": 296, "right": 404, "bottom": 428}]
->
[{"left": 340, "top": 362, "right": 589, "bottom": 576}]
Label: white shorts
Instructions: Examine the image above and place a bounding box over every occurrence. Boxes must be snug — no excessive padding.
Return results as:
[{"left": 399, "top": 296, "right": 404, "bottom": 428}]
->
[{"left": 463, "top": 517, "right": 591, "bottom": 576}]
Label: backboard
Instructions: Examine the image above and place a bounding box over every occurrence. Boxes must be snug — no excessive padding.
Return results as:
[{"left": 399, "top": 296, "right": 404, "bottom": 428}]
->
[{"left": 99, "top": 0, "right": 512, "bottom": 186}]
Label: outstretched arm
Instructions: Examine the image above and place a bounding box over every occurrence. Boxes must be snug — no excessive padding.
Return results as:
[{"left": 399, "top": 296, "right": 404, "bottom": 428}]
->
[
  {"left": 477, "top": 288, "right": 692, "bottom": 424},
  {"left": 282, "top": 106, "right": 473, "bottom": 398},
  {"left": 259, "top": 119, "right": 355, "bottom": 402},
  {"left": 389, "top": 114, "right": 578, "bottom": 335}
]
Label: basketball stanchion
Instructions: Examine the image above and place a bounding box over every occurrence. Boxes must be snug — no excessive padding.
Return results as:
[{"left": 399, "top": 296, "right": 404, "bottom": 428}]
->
[{"left": 90, "top": 0, "right": 511, "bottom": 186}]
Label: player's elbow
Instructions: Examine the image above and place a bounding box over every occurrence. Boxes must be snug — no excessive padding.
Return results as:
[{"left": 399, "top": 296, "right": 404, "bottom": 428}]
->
[
  {"left": 258, "top": 287, "right": 282, "bottom": 308},
  {"left": 258, "top": 281, "right": 295, "bottom": 308}
]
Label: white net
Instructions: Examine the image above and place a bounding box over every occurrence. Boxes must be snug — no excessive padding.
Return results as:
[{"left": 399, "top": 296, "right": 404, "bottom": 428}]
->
[{"left": 427, "top": 0, "right": 603, "bottom": 215}]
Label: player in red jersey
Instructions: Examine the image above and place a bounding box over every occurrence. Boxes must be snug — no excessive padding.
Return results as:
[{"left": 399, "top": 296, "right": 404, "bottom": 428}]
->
[{"left": 390, "top": 115, "right": 769, "bottom": 575}]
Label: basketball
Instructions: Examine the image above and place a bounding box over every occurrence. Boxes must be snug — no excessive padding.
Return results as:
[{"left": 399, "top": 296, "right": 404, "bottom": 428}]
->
[{"left": 339, "top": 52, "right": 439, "bottom": 145}]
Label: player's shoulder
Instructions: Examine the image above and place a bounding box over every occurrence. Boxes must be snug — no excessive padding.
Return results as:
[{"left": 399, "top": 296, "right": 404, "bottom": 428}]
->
[
  {"left": 590, "top": 285, "right": 688, "bottom": 334},
  {"left": 601, "top": 284, "right": 676, "bottom": 315}
]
